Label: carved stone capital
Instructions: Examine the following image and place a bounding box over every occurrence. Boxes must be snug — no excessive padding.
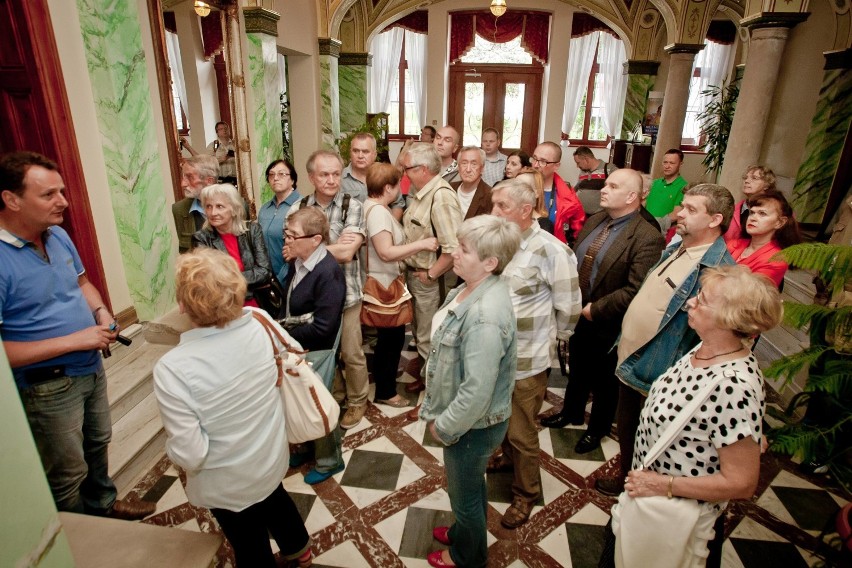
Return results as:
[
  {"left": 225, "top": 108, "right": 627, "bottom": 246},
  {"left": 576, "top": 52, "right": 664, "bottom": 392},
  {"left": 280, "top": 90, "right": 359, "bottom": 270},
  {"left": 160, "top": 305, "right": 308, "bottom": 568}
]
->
[
  {"left": 242, "top": 6, "right": 279, "bottom": 36},
  {"left": 740, "top": 12, "right": 810, "bottom": 31},
  {"left": 664, "top": 43, "right": 705, "bottom": 55},
  {"left": 318, "top": 38, "right": 342, "bottom": 58},
  {"left": 623, "top": 60, "right": 660, "bottom": 75},
  {"left": 340, "top": 52, "right": 372, "bottom": 66}
]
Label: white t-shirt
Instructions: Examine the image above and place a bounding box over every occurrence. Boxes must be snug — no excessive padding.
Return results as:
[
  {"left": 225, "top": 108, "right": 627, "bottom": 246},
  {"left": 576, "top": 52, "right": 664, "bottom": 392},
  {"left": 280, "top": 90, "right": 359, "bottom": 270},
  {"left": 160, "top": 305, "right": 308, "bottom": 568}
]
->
[
  {"left": 364, "top": 199, "right": 405, "bottom": 287},
  {"left": 456, "top": 187, "right": 476, "bottom": 219}
]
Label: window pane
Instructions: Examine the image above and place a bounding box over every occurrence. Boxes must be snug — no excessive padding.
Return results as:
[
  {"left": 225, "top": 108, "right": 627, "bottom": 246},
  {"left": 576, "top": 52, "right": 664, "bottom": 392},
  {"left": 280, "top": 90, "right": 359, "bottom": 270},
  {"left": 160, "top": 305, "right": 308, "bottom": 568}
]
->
[
  {"left": 388, "top": 69, "right": 401, "bottom": 134},
  {"left": 171, "top": 82, "right": 187, "bottom": 131},
  {"left": 460, "top": 35, "right": 533, "bottom": 64},
  {"left": 402, "top": 69, "right": 420, "bottom": 135},
  {"left": 462, "top": 82, "right": 485, "bottom": 146},
  {"left": 502, "top": 83, "right": 525, "bottom": 148},
  {"left": 588, "top": 72, "right": 606, "bottom": 141},
  {"left": 569, "top": 92, "right": 587, "bottom": 139}
]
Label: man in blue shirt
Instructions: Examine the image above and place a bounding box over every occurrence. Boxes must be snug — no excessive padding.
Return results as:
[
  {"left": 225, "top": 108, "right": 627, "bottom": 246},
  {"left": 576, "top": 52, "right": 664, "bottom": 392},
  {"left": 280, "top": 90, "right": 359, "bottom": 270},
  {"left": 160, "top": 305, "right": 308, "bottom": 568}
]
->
[{"left": 0, "top": 151, "right": 154, "bottom": 520}]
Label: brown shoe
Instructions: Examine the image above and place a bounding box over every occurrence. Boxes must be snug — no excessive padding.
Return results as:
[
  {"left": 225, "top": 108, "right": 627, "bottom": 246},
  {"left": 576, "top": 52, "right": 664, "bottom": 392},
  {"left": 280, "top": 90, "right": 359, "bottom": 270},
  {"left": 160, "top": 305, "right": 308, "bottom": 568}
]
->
[
  {"left": 485, "top": 455, "right": 513, "bottom": 473},
  {"left": 501, "top": 497, "right": 533, "bottom": 529},
  {"left": 340, "top": 404, "right": 366, "bottom": 429},
  {"left": 405, "top": 379, "right": 425, "bottom": 393},
  {"left": 406, "top": 405, "right": 420, "bottom": 421},
  {"left": 108, "top": 499, "right": 156, "bottom": 521}
]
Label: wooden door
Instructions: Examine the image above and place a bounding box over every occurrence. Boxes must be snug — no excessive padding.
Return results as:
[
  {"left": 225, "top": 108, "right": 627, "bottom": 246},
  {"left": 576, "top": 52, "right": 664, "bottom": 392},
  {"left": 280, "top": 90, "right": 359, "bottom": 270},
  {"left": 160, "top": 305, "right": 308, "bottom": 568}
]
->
[
  {"left": 448, "top": 63, "right": 542, "bottom": 152},
  {"left": 0, "top": 0, "right": 110, "bottom": 304}
]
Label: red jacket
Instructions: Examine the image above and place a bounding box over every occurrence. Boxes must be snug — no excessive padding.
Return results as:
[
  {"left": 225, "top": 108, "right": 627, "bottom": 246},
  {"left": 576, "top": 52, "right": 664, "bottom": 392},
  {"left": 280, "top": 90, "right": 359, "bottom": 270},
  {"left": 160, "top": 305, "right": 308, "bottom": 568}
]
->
[
  {"left": 727, "top": 238, "right": 787, "bottom": 288},
  {"left": 553, "top": 173, "right": 586, "bottom": 245}
]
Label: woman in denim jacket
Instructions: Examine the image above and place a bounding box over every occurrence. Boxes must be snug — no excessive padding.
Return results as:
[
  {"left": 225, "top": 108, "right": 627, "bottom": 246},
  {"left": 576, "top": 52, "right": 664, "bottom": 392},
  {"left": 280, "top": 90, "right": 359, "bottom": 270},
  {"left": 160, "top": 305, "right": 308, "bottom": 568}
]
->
[{"left": 419, "top": 215, "right": 521, "bottom": 568}]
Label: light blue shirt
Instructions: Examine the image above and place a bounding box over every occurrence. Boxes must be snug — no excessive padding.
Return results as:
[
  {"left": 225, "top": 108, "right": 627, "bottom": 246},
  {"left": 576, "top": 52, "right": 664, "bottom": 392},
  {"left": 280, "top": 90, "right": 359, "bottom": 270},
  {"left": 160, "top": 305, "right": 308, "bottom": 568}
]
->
[{"left": 258, "top": 190, "right": 301, "bottom": 282}]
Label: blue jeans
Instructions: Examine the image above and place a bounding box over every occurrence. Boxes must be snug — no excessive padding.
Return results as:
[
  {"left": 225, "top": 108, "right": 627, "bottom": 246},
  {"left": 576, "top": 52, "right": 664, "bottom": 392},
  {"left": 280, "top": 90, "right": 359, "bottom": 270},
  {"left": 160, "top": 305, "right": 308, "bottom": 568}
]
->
[
  {"left": 443, "top": 420, "right": 509, "bottom": 568},
  {"left": 19, "top": 369, "right": 117, "bottom": 513}
]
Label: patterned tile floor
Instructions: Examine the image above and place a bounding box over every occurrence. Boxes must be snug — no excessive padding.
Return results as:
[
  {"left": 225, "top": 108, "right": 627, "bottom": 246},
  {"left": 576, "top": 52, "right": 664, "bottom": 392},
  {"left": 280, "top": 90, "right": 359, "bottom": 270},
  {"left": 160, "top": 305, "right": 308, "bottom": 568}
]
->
[{"left": 127, "top": 340, "right": 850, "bottom": 567}]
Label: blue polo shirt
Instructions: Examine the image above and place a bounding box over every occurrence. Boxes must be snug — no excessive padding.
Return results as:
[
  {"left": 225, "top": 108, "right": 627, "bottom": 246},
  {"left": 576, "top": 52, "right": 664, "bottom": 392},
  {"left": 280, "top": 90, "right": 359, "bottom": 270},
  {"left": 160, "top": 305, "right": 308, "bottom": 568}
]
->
[
  {"left": 258, "top": 190, "right": 301, "bottom": 282},
  {"left": 0, "top": 226, "right": 101, "bottom": 387}
]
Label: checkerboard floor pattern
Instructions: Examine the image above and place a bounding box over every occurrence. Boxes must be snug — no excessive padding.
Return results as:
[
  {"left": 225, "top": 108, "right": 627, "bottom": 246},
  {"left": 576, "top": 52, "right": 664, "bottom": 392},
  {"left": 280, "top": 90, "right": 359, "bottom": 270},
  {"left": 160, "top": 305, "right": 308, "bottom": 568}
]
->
[{"left": 128, "top": 335, "right": 850, "bottom": 567}]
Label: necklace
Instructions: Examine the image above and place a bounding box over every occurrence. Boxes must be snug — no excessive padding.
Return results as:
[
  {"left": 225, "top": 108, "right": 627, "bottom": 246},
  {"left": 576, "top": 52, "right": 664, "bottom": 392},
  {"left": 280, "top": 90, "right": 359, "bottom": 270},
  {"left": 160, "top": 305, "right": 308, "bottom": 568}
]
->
[{"left": 694, "top": 346, "right": 745, "bottom": 361}]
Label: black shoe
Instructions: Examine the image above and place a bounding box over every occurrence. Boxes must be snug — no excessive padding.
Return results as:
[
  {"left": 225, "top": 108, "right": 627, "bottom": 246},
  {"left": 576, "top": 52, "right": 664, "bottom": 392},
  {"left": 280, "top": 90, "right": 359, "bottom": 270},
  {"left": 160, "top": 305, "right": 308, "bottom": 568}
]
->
[
  {"left": 574, "top": 433, "right": 603, "bottom": 454},
  {"left": 594, "top": 477, "right": 624, "bottom": 497},
  {"left": 540, "top": 413, "right": 583, "bottom": 429}
]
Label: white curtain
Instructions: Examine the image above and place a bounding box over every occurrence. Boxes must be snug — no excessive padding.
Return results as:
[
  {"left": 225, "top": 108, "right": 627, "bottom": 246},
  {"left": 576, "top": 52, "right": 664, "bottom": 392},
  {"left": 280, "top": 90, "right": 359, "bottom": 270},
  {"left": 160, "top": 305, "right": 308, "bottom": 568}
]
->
[
  {"left": 405, "top": 30, "right": 427, "bottom": 128},
  {"left": 561, "top": 32, "right": 599, "bottom": 135},
  {"left": 597, "top": 33, "right": 628, "bottom": 139},
  {"left": 683, "top": 39, "right": 734, "bottom": 141},
  {"left": 368, "top": 28, "right": 405, "bottom": 113},
  {"left": 165, "top": 31, "right": 187, "bottom": 119}
]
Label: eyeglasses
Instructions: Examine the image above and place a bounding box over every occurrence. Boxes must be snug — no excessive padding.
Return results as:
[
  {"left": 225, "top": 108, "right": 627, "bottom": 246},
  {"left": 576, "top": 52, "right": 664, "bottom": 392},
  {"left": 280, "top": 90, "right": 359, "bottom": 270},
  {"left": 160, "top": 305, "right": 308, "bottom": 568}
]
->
[
  {"left": 531, "top": 156, "right": 558, "bottom": 165},
  {"left": 284, "top": 232, "right": 318, "bottom": 241},
  {"left": 268, "top": 171, "right": 290, "bottom": 179},
  {"left": 403, "top": 164, "right": 422, "bottom": 172},
  {"left": 695, "top": 289, "right": 715, "bottom": 309}
]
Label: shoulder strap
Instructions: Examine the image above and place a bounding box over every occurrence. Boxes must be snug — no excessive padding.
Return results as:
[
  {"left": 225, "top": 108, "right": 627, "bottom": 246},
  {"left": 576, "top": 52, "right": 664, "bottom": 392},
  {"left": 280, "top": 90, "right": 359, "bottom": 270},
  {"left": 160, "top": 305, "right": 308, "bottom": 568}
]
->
[
  {"left": 362, "top": 202, "right": 381, "bottom": 273},
  {"left": 341, "top": 192, "right": 351, "bottom": 220},
  {"left": 300, "top": 195, "right": 310, "bottom": 208},
  {"left": 252, "top": 311, "right": 284, "bottom": 387},
  {"left": 642, "top": 365, "right": 734, "bottom": 468}
]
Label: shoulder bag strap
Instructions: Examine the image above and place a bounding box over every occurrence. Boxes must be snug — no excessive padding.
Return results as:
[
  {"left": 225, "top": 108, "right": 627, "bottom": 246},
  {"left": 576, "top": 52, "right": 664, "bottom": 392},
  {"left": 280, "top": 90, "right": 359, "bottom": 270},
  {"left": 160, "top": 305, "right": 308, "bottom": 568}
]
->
[
  {"left": 642, "top": 366, "right": 735, "bottom": 468},
  {"left": 252, "top": 311, "right": 284, "bottom": 387},
  {"left": 363, "top": 202, "right": 379, "bottom": 274}
]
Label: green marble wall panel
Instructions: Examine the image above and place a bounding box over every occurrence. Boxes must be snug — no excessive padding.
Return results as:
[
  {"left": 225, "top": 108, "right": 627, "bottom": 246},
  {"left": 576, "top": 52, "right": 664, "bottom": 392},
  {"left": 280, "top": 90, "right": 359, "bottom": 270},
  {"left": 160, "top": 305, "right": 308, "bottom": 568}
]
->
[
  {"left": 792, "top": 68, "right": 852, "bottom": 223},
  {"left": 246, "top": 32, "right": 283, "bottom": 204},
  {"left": 76, "top": 0, "right": 174, "bottom": 320},
  {"left": 338, "top": 64, "right": 367, "bottom": 135},
  {"left": 320, "top": 55, "right": 340, "bottom": 150},
  {"left": 622, "top": 74, "right": 655, "bottom": 138}
]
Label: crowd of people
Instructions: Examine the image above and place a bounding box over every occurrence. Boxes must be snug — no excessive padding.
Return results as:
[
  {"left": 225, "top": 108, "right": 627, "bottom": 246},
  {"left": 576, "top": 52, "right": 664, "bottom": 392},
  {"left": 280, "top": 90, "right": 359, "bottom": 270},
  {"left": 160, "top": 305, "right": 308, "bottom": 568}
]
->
[{"left": 1, "top": 122, "right": 800, "bottom": 567}]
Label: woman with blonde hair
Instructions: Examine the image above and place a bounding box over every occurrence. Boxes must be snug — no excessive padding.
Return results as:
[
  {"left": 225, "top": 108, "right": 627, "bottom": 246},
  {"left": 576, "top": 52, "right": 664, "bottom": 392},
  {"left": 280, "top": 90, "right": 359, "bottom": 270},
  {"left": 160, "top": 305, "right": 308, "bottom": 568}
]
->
[
  {"left": 192, "top": 183, "right": 272, "bottom": 306},
  {"left": 604, "top": 265, "right": 782, "bottom": 568},
  {"left": 154, "top": 248, "right": 312, "bottom": 567},
  {"left": 514, "top": 170, "right": 554, "bottom": 234}
]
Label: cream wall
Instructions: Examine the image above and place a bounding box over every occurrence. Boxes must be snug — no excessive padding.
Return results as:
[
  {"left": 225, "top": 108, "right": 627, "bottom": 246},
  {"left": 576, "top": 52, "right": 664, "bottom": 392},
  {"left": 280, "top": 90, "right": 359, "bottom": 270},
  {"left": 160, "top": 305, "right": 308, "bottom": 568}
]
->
[
  {"left": 760, "top": 1, "right": 835, "bottom": 196},
  {"left": 275, "top": 0, "right": 323, "bottom": 188},
  {"left": 46, "top": 0, "right": 136, "bottom": 315}
]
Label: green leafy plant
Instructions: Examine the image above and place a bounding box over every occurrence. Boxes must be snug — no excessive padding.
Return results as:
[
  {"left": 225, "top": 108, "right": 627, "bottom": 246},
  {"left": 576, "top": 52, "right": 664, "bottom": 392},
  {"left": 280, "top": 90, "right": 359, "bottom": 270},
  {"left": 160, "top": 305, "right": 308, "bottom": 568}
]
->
[
  {"left": 336, "top": 113, "right": 390, "bottom": 164},
  {"left": 766, "top": 243, "right": 852, "bottom": 496},
  {"left": 696, "top": 80, "right": 739, "bottom": 179}
]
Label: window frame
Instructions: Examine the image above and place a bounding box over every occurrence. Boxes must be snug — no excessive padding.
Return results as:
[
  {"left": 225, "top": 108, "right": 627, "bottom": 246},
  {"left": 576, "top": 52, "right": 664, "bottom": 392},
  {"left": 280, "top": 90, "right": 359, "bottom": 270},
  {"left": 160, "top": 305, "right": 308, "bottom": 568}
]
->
[
  {"left": 566, "top": 44, "right": 610, "bottom": 148},
  {"left": 387, "top": 35, "right": 418, "bottom": 140}
]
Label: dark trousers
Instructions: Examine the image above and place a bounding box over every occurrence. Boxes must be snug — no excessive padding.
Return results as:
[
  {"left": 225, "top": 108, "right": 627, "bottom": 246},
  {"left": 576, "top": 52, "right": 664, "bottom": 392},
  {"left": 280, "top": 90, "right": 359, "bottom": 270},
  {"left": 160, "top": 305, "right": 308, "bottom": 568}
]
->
[
  {"left": 615, "top": 383, "right": 646, "bottom": 478},
  {"left": 561, "top": 319, "right": 620, "bottom": 436},
  {"left": 211, "top": 483, "right": 310, "bottom": 568},
  {"left": 373, "top": 325, "right": 406, "bottom": 400}
]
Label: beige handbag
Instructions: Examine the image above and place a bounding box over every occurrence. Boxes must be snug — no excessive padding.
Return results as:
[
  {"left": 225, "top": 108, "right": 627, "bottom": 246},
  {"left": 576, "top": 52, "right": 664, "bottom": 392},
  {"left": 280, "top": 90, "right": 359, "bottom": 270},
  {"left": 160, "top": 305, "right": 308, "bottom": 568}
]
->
[{"left": 252, "top": 311, "right": 340, "bottom": 443}]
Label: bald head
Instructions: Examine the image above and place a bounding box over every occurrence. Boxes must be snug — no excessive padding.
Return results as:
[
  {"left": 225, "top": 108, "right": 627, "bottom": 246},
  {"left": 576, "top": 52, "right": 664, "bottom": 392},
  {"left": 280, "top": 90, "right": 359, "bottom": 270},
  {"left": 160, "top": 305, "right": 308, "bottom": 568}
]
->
[
  {"left": 434, "top": 126, "right": 460, "bottom": 163},
  {"left": 600, "top": 169, "right": 643, "bottom": 218}
]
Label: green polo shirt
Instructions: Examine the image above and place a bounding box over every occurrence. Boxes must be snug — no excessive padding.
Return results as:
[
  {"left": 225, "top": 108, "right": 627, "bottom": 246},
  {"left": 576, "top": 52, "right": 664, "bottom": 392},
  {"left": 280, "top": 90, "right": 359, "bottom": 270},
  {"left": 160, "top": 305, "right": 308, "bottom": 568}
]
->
[{"left": 645, "top": 175, "right": 688, "bottom": 217}]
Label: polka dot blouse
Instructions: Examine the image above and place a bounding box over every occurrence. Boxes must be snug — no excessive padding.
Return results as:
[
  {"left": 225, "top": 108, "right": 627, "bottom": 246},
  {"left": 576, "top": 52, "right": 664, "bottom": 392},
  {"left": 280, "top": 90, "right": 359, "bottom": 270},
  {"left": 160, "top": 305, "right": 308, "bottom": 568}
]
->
[{"left": 632, "top": 343, "right": 765, "bottom": 494}]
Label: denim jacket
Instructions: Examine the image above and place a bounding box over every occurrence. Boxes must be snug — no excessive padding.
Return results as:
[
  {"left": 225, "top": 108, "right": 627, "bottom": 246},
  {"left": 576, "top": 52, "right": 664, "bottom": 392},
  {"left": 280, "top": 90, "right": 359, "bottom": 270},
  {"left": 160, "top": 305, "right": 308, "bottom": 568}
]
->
[
  {"left": 419, "top": 275, "right": 517, "bottom": 445},
  {"left": 616, "top": 236, "right": 734, "bottom": 394}
]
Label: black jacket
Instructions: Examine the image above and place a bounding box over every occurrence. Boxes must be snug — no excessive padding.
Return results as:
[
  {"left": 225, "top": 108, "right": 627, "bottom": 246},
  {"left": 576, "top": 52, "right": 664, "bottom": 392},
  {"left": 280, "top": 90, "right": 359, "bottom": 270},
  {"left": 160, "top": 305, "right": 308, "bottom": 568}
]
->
[{"left": 191, "top": 222, "right": 272, "bottom": 299}]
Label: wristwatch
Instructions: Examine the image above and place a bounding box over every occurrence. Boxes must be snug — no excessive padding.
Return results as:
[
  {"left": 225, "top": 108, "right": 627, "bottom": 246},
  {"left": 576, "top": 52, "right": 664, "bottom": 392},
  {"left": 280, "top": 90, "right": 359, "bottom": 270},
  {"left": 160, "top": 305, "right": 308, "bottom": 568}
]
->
[{"left": 426, "top": 269, "right": 435, "bottom": 281}]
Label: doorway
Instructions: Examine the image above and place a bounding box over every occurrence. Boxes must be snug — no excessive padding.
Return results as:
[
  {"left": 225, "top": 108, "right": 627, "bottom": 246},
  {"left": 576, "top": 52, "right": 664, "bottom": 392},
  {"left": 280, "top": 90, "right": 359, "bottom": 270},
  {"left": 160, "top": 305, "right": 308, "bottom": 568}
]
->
[{"left": 448, "top": 63, "right": 542, "bottom": 152}]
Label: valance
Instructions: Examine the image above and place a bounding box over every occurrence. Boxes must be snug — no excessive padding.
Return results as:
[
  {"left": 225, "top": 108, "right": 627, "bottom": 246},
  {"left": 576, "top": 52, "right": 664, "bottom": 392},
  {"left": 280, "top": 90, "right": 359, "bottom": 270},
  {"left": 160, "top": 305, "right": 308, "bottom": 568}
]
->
[
  {"left": 201, "top": 11, "right": 224, "bottom": 61},
  {"left": 449, "top": 10, "right": 551, "bottom": 64},
  {"left": 382, "top": 10, "right": 428, "bottom": 34},
  {"left": 571, "top": 13, "right": 618, "bottom": 39},
  {"left": 706, "top": 20, "right": 737, "bottom": 45}
]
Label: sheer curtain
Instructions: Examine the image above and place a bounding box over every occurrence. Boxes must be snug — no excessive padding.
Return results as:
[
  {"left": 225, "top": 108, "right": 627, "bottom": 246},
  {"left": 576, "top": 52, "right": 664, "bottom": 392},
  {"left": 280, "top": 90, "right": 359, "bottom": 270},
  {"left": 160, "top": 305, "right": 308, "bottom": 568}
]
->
[
  {"left": 597, "top": 33, "right": 628, "bottom": 139},
  {"left": 405, "top": 30, "right": 427, "bottom": 128},
  {"left": 165, "top": 31, "right": 188, "bottom": 119},
  {"left": 368, "top": 28, "right": 404, "bottom": 113},
  {"left": 683, "top": 39, "right": 734, "bottom": 141},
  {"left": 561, "top": 32, "right": 599, "bottom": 136}
]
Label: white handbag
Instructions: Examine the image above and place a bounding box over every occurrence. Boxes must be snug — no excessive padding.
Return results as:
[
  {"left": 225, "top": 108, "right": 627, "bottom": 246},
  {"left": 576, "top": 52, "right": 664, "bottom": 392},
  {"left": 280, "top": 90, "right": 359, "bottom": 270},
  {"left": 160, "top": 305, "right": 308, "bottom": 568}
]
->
[
  {"left": 252, "top": 312, "right": 340, "bottom": 444},
  {"left": 611, "top": 369, "right": 741, "bottom": 568}
]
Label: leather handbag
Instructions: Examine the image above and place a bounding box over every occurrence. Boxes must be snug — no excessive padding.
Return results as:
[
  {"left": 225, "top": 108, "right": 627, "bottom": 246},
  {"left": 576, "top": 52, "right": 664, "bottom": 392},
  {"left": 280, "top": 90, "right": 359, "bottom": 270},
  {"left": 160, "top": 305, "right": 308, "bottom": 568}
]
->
[
  {"left": 252, "top": 275, "right": 287, "bottom": 320},
  {"left": 360, "top": 204, "right": 414, "bottom": 328},
  {"left": 611, "top": 367, "right": 740, "bottom": 568},
  {"left": 252, "top": 311, "right": 340, "bottom": 443}
]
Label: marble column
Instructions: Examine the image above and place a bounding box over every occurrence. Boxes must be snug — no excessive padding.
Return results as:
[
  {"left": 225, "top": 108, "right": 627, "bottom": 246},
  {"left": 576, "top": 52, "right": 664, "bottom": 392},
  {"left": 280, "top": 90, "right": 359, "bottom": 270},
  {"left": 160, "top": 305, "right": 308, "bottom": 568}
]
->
[
  {"left": 244, "top": 6, "right": 284, "bottom": 205},
  {"left": 621, "top": 60, "right": 660, "bottom": 139},
  {"left": 718, "top": 13, "right": 809, "bottom": 197},
  {"left": 319, "top": 38, "right": 342, "bottom": 150},
  {"left": 75, "top": 0, "right": 175, "bottom": 319},
  {"left": 338, "top": 52, "right": 370, "bottom": 135},
  {"left": 792, "top": 48, "right": 852, "bottom": 223},
  {"left": 651, "top": 45, "right": 702, "bottom": 179}
]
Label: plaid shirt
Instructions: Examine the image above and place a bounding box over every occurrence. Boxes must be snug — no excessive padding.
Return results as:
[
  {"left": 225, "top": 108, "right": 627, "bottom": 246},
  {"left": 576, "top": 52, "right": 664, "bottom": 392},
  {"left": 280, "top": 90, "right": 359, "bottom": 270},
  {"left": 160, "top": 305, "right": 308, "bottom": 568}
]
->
[
  {"left": 482, "top": 152, "right": 507, "bottom": 187},
  {"left": 403, "top": 174, "right": 462, "bottom": 269},
  {"left": 501, "top": 223, "right": 582, "bottom": 379},
  {"left": 287, "top": 191, "right": 365, "bottom": 308}
]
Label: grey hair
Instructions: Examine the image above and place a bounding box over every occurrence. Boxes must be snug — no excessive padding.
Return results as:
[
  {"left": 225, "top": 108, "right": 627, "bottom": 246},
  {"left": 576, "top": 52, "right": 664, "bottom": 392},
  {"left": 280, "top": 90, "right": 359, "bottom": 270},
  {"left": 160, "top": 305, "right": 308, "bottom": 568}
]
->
[
  {"left": 458, "top": 146, "right": 486, "bottom": 164},
  {"left": 306, "top": 150, "right": 344, "bottom": 174},
  {"left": 184, "top": 154, "right": 219, "bottom": 182},
  {"left": 684, "top": 183, "right": 735, "bottom": 233},
  {"left": 456, "top": 215, "right": 522, "bottom": 275},
  {"left": 492, "top": 178, "right": 536, "bottom": 208},
  {"left": 200, "top": 184, "right": 247, "bottom": 234},
  {"left": 406, "top": 142, "right": 442, "bottom": 175}
]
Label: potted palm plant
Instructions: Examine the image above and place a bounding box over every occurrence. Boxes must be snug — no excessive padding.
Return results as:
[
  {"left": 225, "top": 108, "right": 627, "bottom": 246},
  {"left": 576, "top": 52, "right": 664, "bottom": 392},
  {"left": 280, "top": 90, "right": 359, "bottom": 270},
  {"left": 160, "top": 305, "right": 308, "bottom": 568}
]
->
[{"left": 696, "top": 80, "right": 739, "bottom": 180}]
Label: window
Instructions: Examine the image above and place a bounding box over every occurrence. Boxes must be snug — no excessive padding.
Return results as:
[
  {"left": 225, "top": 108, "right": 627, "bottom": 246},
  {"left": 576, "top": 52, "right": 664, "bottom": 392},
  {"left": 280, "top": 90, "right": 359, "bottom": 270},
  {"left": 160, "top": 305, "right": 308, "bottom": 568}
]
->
[
  {"left": 682, "top": 39, "right": 734, "bottom": 146},
  {"left": 171, "top": 83, "right": 189, "bottom": 135},
  {"left": 387, "top": 35, "right": 421, "bottom": 137},
  {"left": 460, "top": 34, "right": 532, "bottom": 64},
  {"left": 568, "top": 44, "right": 607, "bottom": 143}
]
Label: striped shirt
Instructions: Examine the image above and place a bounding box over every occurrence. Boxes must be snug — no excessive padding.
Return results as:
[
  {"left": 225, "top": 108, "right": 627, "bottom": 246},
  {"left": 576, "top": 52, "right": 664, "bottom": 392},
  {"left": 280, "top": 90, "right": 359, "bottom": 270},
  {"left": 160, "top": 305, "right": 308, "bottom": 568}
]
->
[
  {"left": 502, "top": 223, "right": 582, "bottom": 380},
  {"left": 482, "top": 152, "right": 507, "bottom": 187},
  {"left": 287, "top": 191, "right": 365, "bottom": 309},
  {"left": 403, "top": 174, "right": 462, "bottom": 269}
]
